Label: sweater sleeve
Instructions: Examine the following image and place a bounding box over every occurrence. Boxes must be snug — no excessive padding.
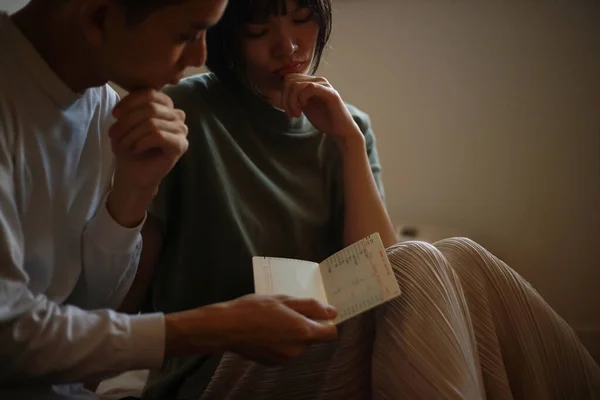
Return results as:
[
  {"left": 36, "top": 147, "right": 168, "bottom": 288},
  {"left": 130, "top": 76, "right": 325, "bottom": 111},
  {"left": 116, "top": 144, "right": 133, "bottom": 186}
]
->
[{"left": 348, "top": 104, "right": 386, "bottom": 201}]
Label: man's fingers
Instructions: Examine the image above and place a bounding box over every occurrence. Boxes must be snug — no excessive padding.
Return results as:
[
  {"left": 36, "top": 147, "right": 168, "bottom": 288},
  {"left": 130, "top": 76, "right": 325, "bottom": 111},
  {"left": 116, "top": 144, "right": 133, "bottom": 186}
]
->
[
  {"left": 112, "top": 89, "right": 174, "bottom": 118},
  {"left": 109, "top": 103, "right": 178, "bottom": 141},
  {"left": 306, "top": 322, "right": 338, "bottom": 343},
  {"left": 270, "top": 295, "right": 338, "bottom": 342},
  {"left": 282, "top": 297, "right": 337, "bottom": 321},
  {"left": 131, "top": 130, "right": 189, "bottom": 157},
  {"left": 116, "top": 118, "right": 185, "bottom": 151}
]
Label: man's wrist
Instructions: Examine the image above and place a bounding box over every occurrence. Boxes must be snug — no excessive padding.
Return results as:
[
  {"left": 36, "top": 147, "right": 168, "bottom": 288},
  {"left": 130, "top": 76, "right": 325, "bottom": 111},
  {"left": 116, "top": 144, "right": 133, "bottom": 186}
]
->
[
  {"left": 106, "top": 183, "right": 157, "bottom": 228},
  {"left": 164, "top": 303, "right": 231, "bottom": 359}
]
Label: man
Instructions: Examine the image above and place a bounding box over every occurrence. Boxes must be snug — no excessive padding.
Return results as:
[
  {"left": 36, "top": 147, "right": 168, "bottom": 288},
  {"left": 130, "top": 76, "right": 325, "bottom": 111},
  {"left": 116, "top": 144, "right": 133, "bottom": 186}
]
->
[{"left": 0, "top": 0, "right": 338, "bottom": 398}]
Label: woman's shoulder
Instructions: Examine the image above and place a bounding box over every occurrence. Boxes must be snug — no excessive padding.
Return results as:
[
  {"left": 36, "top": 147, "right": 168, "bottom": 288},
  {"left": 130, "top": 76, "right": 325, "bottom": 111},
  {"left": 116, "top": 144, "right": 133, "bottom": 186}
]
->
[
  {"left": 344, "top": 103, "right": 373, "bottom": 136},
  {"left": 162, "top": 72, "right": 225, "bottom": 109}
]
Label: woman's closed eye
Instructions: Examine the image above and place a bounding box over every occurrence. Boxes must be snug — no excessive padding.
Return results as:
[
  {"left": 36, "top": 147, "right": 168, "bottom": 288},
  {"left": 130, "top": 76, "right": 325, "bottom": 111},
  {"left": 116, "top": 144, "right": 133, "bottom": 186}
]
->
[
  {"left": 244, "top": 9, "right": 314, "bottom": 39},
  {"left": 292, "top": 9, "right": 314, "bottom": 24},
  {"left": 244, "top": 24, "right": 269, "bottom": 39}
]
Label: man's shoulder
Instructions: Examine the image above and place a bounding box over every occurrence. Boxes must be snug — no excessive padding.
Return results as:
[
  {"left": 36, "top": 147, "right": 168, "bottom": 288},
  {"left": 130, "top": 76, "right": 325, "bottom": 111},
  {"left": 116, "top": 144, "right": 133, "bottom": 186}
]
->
[
  {"left": 81, "top": 84, "right": 120, "bottom": 131},
  {"left": 0, "top": 61, "right": 22, "bottom": 149},
  {"left": 89, "top": 83, "right": 120, "bottom": 107}
]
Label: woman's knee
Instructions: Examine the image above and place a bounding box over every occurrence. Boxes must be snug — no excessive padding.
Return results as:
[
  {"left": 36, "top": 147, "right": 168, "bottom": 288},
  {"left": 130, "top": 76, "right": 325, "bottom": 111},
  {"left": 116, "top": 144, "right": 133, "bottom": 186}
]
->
[
  {"left": 385, "top": 240, "right": 457, "bottom": 295},
  {"left": 435, "top": 237, "right": 487, "bottom": 255},
  {"left": 387, "top": 240, "right": 446, "bottom": 273},
  {"left": 434, "top": 237, "right": 526, "bottom": 295},
  {"left": 435, "top": 237, "right": 497, "bottom": 272},
  {"left": 389, "top": 237, "right": 491, "bottom": 269},
  {"left": 380, "top": 242, "right": 474, "bottom": 354}
]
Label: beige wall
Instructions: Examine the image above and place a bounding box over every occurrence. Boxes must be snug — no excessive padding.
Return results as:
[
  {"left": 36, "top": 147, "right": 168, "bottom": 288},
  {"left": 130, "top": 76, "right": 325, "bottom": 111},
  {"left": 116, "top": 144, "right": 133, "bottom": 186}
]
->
[
  {"left": 319, "top": 1, "right": 600, "bottom": 338},
  {"left": 4, "top": 1, "right": 599, "bottom": 346}
]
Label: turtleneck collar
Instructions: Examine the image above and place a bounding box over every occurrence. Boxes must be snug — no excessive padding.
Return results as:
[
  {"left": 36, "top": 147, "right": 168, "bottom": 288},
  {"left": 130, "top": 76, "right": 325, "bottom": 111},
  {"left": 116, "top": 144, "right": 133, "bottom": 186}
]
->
[{"left": 214, "top": 72, "right": 317, "bottom": 137}]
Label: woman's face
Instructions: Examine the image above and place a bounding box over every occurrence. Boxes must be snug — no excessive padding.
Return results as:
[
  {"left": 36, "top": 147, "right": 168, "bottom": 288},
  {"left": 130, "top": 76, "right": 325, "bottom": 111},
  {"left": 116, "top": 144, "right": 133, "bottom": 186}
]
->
[{"left": 238, "top": 0, "right": 320, "bottom": 97}]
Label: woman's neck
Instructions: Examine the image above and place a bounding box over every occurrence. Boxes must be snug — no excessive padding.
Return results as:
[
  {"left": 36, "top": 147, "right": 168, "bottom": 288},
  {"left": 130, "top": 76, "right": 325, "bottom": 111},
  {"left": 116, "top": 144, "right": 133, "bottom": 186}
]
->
[{"left": 264, "top": 90, "right": 285, "bottom": 111}]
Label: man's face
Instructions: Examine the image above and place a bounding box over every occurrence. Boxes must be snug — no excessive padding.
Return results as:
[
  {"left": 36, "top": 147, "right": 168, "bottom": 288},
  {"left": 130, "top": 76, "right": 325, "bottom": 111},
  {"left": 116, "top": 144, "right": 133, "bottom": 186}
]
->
[{"left": 87, "top": 0, "right": 227, "bottom": 91}]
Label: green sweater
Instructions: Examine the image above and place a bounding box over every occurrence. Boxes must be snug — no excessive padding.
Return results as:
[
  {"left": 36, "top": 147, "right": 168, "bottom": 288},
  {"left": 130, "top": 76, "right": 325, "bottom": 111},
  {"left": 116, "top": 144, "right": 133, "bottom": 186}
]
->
[{"left": 145, "top": 73, "right": 384, "bottom": 399}]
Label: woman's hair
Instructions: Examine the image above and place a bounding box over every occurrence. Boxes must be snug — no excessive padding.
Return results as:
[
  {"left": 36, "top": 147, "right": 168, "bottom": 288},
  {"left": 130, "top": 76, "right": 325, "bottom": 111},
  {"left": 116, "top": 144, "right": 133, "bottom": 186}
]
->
[{"left": 206, "top": 0, "right": 332, "bottom": 84}]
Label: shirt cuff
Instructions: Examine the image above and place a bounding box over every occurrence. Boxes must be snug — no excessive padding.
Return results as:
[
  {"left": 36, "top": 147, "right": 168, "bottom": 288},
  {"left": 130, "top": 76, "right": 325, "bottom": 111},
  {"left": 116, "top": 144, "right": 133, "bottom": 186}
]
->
[
  {"left": 85, "top": 200, "right": 145, "bottom": 255},
  {"left": 127, "top": 313, "right": 166, "bottom": 369}
]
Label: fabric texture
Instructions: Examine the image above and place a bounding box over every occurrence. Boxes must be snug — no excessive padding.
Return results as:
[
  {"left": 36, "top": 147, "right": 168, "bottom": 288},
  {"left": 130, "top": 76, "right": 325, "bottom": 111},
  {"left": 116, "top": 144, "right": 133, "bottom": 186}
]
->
[
  {"left": 0, "top": 12, "right": 165, "bottom": 399},
  {"left": 193, "top": 238, "right": 600, "bottom": 400},
  {"left": 145, "top": 72, "right": 383, "bottom": 398}
]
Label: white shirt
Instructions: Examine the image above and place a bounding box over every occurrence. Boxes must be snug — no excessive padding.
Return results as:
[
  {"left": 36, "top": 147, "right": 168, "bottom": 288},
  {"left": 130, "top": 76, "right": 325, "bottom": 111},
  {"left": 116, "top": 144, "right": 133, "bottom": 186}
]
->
[{"left": 0, "top": 13, "right": 164, "bottom": 399}]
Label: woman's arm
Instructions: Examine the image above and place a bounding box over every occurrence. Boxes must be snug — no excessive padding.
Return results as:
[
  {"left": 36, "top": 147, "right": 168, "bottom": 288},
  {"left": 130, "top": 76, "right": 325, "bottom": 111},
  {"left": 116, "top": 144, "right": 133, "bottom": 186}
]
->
[
  {"left": 279, "top": 74, "right": 397, "bottom": 248},
  {"left": 336, "top": 126, "right": 396, "bottom": 248}
]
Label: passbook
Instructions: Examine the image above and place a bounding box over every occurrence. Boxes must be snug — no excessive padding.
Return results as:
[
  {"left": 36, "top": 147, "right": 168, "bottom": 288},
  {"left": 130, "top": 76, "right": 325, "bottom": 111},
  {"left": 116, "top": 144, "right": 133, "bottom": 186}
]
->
[{"left": 253, "top": 233, "right": 401, "bottom": 324}]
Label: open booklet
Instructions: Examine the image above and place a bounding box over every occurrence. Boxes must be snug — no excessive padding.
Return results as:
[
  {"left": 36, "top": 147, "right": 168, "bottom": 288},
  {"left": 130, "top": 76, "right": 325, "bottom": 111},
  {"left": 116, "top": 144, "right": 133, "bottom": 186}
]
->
[{"left": 253, "top": 233, "right": 401, "bottom": 325}]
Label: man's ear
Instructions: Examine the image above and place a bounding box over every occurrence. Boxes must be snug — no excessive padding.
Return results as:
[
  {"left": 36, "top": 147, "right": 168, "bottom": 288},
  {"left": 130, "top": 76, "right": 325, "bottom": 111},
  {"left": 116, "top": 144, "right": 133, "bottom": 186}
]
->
[{"left": 77, "top": 0, "right": 125, "bottom": 47}]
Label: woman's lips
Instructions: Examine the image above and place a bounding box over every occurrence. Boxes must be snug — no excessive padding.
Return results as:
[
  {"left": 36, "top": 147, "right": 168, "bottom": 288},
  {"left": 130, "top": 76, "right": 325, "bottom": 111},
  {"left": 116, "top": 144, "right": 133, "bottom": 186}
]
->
[{"left": 274, "top": 61, "right": 308, "bottom": 76}]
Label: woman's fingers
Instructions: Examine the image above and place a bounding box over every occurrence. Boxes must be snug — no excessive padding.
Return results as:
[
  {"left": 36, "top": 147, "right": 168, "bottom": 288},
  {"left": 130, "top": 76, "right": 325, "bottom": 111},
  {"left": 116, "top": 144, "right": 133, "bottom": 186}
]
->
[{"left": 282, "top": 74, "right": 327, "bottom": 118}]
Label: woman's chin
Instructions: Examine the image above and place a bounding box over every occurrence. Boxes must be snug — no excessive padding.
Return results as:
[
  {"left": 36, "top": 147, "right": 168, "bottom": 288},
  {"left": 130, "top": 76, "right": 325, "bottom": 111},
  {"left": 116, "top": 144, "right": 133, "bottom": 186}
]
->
[{"left": 262, "top": 91, "right": 285, "bottom": 111}]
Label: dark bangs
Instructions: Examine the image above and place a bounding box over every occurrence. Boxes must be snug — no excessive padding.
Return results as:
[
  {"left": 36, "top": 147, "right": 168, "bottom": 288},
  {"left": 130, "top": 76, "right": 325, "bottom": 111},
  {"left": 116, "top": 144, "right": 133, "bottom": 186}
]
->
[
  {"left": 236, "top": 0, "right": 325, "bottom": 24},
  {"left": 238, "top": 0, "right": 295, "bottom": 24},
  {"left": 205, "top": 0, "right": 332, "bottom": 81}
]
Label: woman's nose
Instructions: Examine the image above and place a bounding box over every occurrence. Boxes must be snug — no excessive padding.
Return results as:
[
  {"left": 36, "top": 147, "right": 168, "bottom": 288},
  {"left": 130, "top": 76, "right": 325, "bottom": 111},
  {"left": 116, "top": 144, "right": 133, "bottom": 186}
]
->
[{"left": 272, "top": 27, "right": 299, "bottom": 58}]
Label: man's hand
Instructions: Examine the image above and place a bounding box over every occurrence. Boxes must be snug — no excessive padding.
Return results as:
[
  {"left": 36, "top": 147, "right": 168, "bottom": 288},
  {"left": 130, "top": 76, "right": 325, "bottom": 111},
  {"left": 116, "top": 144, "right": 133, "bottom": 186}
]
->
[
  {"left": 164, "top": 295, "right": 338, "bottom": 365},
  {"left": 106, "top": 90, "right": 188, "bottom": 227}
]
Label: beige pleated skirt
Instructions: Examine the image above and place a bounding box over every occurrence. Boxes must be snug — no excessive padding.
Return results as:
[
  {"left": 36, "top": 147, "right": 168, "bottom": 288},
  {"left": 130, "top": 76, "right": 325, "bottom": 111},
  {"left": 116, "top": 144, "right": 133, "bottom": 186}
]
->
[{"left": 196, "top": 238, "right": 600, "bottom": 400}]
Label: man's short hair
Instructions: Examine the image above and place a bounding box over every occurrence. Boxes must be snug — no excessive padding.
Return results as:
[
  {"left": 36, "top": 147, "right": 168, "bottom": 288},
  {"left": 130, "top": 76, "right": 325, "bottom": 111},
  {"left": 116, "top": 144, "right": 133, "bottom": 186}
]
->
[{"left": 117, "top": 0, "right": 189, "bottom": 22}]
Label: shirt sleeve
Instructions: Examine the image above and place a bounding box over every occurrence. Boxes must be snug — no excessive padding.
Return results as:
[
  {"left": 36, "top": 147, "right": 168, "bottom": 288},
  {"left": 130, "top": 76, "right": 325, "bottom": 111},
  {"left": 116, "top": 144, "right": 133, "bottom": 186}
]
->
[
  {"left": 68, "top": 85, "right": 143, "bottom": 311},
  {"left": 72, "top": 195, "right": 145, "bottom": 310},
  {"left": 0, "top": 95, "right": 165, "bottom": 385}
]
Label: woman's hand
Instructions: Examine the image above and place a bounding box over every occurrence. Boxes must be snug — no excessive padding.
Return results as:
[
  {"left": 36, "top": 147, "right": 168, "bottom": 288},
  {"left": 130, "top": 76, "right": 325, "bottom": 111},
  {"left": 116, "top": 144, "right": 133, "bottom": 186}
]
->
[
  {"left": 277, "top": 77, "right": 397, "bottom": 249},
  {"left": 279, "top": 74, "right": 361, "bottom": 141}
]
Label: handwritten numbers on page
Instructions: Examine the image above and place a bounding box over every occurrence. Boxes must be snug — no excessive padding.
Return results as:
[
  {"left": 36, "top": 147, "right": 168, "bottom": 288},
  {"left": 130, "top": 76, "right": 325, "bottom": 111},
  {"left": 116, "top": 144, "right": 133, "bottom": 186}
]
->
[
  {"left": 319, "top": 234, "right": 400, "bottom": 324},
  {"left": 253, "top": 233, "right": 401, "bottom": 325}
]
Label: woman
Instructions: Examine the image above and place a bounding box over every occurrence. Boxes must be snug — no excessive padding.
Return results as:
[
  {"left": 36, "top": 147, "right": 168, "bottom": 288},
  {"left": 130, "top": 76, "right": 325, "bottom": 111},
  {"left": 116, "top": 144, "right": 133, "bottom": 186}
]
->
[{"left": 133, "top": 0, "right": 600, "bottom": 398}]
